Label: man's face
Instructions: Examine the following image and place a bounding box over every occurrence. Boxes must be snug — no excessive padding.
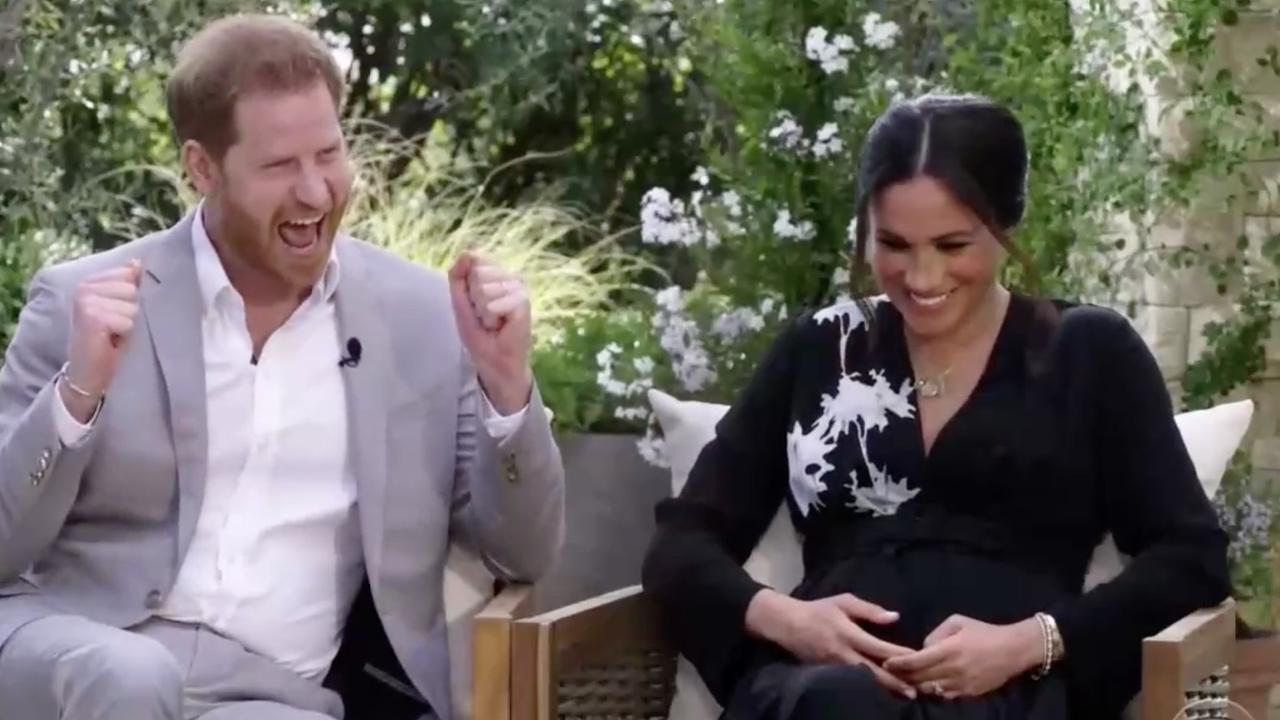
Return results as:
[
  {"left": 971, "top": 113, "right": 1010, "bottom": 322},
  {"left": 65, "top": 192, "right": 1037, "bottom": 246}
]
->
[{"left": 190, "top": 80, "right": 353, "bottom": 298}]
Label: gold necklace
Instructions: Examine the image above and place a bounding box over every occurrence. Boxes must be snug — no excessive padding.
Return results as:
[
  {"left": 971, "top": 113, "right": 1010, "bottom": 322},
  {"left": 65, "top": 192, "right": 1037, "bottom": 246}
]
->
[{"left": 913, "top": 367, "right": 952, "bottom": 398}]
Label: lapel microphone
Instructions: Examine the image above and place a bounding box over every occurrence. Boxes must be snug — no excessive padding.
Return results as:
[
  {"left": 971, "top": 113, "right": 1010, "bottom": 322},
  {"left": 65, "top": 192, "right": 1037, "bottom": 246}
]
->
[{"left": 338, "top": 337, "right": 362, "bottom": 368}]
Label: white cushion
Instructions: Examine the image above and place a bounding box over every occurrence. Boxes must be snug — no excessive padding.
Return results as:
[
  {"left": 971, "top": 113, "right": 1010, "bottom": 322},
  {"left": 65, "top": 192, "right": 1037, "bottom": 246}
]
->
[{"left": 647, "top": 389, "right": 1253, "bottom": 720}]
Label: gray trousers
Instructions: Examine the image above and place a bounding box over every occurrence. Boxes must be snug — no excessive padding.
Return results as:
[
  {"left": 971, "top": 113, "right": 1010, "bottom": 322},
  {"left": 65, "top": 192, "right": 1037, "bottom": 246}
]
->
[{"left": 0, "top": 615, "right": 344, "bottom": 720}]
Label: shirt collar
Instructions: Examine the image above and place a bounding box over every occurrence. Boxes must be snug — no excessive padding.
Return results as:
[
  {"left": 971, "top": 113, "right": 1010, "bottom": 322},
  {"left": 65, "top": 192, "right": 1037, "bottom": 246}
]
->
[{"left": 191, "top": 201, "right": 341, "bottom": 313}]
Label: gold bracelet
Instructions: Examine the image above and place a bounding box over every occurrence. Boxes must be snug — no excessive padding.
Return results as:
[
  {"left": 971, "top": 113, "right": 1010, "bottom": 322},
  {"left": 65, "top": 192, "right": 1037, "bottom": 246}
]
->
[{"left": 57, "top": 363, "right": 102, "bottom": 400}]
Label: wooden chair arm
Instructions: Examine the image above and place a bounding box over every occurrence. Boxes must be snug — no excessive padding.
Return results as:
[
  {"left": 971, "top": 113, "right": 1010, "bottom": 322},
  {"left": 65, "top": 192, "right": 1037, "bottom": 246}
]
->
[
  {"left": 1141, "top": 598, "right": 1236, "bottom": 720},
  {"left": 512, "top": 586, "right": 677, "bottom": 720},
  {"left": 473, "top": 583, "right": 538, "bottom": 720}
]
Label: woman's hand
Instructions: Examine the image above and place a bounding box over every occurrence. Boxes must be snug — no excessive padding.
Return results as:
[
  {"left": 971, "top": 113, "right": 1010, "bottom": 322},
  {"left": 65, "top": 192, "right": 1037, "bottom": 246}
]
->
[
  {"left": 882, "top": 615, "right": 1043, "bottom": 699},
  {"left": 745, "top": 589, "right": 918, "bottom": 699}
]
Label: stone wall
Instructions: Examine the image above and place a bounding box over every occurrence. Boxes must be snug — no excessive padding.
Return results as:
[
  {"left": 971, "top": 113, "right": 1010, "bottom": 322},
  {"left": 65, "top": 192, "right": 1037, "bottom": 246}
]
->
[{"left": 1103, "top": 1, "right": 1280, "bottom": 484}]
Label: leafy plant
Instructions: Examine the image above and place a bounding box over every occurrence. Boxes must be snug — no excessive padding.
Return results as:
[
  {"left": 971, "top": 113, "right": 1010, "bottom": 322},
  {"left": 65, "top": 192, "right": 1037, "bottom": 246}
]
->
[
  {"left": 343, "top": 124, "right": 646, "bottom": 346},
  {"left": 1214, "top": 456, "right": 1280, "bottom": 627}
]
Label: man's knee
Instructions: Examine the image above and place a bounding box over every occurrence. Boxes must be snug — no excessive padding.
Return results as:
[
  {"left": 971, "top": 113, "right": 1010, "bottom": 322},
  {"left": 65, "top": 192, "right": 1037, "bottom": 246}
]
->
[{"left": 54, "top": 628, "right": 184, "bottom": 711}]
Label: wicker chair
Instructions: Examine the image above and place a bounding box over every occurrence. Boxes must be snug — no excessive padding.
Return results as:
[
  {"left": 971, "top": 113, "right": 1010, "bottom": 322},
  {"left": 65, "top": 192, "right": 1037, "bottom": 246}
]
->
[{"left": 509, "top": 587, "right": 1237, "bottom": 720}]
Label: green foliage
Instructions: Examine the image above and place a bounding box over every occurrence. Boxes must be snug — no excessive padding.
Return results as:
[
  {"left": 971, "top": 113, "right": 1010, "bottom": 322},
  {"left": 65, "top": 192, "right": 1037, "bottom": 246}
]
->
[
  {"left": 1214, "top": 455, "right": 1280, "bottom": 627},
  {"left": 531, "top": 305, "right": 660, "bottom": 434},
  {"left": 312, "top": 0, "right": 700, "bottom": 231},
  {"left": 343, "top": 123, "right": 646, "bottom": 344},
  {"left": 0, "top": 0, "right": 274, "bottom": 349}
]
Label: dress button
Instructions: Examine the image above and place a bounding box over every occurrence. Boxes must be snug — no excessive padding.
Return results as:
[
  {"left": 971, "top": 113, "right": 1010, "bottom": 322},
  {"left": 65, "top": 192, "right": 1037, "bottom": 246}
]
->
[{"left": 144, "top": 590, "right": 164, "bottom": 609}]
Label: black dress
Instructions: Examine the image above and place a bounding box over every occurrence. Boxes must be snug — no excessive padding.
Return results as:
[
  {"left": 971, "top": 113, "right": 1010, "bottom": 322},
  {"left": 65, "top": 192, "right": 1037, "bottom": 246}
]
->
[{"left": 641, "top": 293, "right": 1230, "bottom": 720}]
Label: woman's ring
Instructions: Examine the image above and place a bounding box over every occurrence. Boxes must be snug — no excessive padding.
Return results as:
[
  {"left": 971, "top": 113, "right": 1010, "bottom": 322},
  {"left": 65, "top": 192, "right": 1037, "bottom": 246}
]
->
[{"left": 928, "top": 681, "right": 945, "bottom": 696}]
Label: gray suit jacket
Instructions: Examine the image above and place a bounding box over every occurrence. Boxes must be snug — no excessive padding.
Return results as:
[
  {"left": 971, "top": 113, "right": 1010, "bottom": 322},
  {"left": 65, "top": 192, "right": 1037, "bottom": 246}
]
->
[{"left": 0, "top": 214, "right": 565, "bottom": 720}]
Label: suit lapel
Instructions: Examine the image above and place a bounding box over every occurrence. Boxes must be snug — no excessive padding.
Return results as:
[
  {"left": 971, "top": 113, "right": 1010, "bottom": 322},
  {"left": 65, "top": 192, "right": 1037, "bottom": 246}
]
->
[
  {"left": 335, "top": 237, "right": 392, "bottom": 593},
  {"left": 138, "top": 214, "right": 209, "bottom": 561}
]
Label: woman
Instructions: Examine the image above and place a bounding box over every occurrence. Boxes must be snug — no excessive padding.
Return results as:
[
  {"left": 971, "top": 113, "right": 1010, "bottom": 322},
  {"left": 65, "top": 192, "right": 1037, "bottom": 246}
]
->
[{"left": 641, "top": 94, "right": 1230, "bottom": 720}]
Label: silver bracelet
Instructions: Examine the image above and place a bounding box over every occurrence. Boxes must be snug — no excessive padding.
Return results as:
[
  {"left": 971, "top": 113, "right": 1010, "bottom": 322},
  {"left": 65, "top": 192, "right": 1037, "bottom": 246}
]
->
[
  {"left": 1031, "top": 612, "right": 1062, "bottom": 679},
  {"left": 57, "top": 363, "right": 102, "bottom": 400}
]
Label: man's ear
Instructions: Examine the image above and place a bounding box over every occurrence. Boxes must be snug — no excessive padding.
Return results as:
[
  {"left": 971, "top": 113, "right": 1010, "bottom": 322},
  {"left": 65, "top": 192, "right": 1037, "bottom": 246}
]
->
[{"left": 181, "top": 140, "right": 220, "bottom": 196}]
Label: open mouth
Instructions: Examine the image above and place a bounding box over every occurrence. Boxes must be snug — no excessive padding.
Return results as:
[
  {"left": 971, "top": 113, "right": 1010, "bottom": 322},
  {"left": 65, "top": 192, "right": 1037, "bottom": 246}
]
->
[
  {"left": 278, "top": 214, "right": 326, "bottom": 252},
  {"left": 909, "top": 290, "right": 952, "bottom": 308}
]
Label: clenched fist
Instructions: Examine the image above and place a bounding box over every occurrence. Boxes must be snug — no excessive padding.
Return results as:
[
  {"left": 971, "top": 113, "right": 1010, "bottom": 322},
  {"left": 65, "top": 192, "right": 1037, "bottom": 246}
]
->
[
  {"left": 61, "top": 260, "right": 142, "bottom": 422},
  {"left": 448, "top": 252, "right": 533, "bottom": 415}
]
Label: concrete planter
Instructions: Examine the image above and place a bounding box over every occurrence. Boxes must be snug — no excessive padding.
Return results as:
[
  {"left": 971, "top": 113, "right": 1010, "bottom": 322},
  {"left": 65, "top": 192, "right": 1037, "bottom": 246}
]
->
[{"left": 533, "top": 432, "right": 670, "bottom": 611}]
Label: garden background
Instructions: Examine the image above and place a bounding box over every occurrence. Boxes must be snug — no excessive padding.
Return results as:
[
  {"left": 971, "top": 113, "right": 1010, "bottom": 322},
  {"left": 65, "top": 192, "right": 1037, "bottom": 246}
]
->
[{"left": 1, "top": 0, "right": 1278, "bottom": 637}]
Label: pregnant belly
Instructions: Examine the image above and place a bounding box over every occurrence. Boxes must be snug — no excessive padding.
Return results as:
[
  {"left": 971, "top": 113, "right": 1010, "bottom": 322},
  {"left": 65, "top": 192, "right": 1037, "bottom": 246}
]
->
[{"left": 794, "top": 546, "right": 1070, "bottom": 649}]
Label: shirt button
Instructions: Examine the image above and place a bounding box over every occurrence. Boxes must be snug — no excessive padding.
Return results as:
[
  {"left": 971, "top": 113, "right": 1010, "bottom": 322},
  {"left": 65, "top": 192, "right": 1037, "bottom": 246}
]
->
[{"left": 144, "top": 590, "right": 164, "bottom": 609}]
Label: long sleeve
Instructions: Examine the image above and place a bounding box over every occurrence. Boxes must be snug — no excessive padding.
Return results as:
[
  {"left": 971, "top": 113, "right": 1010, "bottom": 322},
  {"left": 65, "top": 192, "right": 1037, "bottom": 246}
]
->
[
  {"left": 0, "top": 269, "right": 100, "bottom": 580},
  {"left": 641, "top": 313, "right": 808, "bottom": 702},
  {"left": 1050, "top": 309, "right": 1230, "bottom": 704},
  {"left": 450, "top": 347, "right": 565, "bottom": 584}
]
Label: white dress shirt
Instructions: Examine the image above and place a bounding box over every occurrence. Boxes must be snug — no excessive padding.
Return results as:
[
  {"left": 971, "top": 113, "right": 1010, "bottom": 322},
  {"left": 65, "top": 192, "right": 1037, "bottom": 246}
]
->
[{"left": 55, "top": 206, "right": 527, "bottom": 679}]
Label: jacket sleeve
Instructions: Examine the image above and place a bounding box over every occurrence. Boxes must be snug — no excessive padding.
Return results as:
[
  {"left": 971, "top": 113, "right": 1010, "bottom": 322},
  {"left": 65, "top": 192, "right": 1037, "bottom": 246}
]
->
[
  {"left": 0, "top": 269, "right": 100, "bottom": 580},
  {"left": 449, "top": 346, "right": 565, "bottom": 584},
  {"left": 641, "top": 313, "right": 809, "bottom": 702}
]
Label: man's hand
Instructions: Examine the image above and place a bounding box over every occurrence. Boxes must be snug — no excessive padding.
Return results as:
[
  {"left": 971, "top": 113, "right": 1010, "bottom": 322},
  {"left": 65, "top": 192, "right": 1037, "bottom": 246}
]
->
[
  {"left": 447, "top": 252, "right": 533, "bottom": 415},
  {"left": 62, "top": 260, "right": 143, "bottom": 422},
  {"left": 882, "top": 614, "right": 1043, "bottom": 699},
  {"left": 745, "top": 589, "right": 918, "bottom": 699}
]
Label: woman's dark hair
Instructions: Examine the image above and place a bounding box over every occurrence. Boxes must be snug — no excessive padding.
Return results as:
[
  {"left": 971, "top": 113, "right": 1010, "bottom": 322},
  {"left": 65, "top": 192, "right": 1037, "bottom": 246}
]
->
[{"left": 850, "top": 93, "right": 1038, "bottom": 288}]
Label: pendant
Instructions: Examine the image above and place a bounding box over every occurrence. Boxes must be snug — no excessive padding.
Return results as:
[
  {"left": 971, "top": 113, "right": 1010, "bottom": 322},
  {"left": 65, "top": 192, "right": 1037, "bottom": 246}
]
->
[{"left": 916, "top": 377, "right": 944, "bottom": 398}]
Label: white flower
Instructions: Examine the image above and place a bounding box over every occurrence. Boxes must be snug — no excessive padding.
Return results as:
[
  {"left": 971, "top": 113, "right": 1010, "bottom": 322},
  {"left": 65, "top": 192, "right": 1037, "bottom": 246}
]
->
[
  {"left": 773, "top": 209, "right": 816, "bottom": 241},
  {"left": 849, "top": 461, "right": 921, "bottom": 517},
  {"left": 721, "top": 190, "right": 743, "bottom": 217},
  {"left": 633, "top": 356, "right": 656, "bottom": 375},
  {"left": 833, "top": 96, "right": 856, "bottom": 113},
  {"left": 595, "top": 371, "right": 628, "bottom": 397},
  {"left": 804, "top": 26, "right": 830, "bottom": 59},
  {"left": 767, "top": 111, "right": 808, "bottom": 152},
  {"left": 811, "top": 122, "right": 845, "bottom": 159},
  {"left": 654, "top": 285, "right": 683, "bottom": 312},
  {"left": 711, "top": 307, "right": 766, "bottom": 342},
  {"left": 804, "top": 26, "right": 855, "bottom": 75},
  {"left": 786, "top": 420, "right": 835, "bottom": 516},
  {"left": 640, "top": 188, "right": 704, "bottom": 246},
  {"left": 691, "top": 166, "right": 710, "bottom": 186},
  {"left": 862, "top": 12, "right": 901, "bottom": 51},
  {"left": 615, "top": 406, "right": 650, "bottom": 422}
]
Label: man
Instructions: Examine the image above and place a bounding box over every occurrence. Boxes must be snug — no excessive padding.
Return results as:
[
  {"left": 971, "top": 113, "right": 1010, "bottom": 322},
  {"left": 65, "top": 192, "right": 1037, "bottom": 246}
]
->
[{"left": 0, "top": 13, "right": 564, "bottom": 720}]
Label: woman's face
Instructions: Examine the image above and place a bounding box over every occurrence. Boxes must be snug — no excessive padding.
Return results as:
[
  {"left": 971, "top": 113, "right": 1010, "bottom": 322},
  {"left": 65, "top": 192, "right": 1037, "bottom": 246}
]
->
[{"left": 868, "top": 175, "right": 1005, "bottom": 340}]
